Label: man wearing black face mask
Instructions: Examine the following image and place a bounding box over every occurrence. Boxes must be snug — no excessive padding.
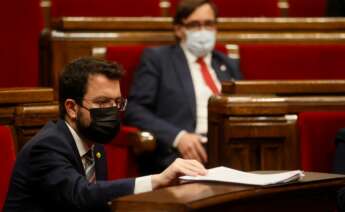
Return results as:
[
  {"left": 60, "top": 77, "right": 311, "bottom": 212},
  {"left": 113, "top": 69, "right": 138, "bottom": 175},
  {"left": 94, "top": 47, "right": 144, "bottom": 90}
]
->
[{"left": 4, "top": 57, "right": 207, "bottom": 212}]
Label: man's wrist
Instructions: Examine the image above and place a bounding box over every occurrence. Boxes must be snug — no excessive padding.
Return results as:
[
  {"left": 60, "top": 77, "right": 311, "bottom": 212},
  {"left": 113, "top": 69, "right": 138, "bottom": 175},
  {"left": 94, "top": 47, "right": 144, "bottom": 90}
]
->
[
  {"left": 151, "top": 174, "right": 162, "bottom": 190},
  {"left": 173, "top": 130, "right": 187, "bottom": 148}
]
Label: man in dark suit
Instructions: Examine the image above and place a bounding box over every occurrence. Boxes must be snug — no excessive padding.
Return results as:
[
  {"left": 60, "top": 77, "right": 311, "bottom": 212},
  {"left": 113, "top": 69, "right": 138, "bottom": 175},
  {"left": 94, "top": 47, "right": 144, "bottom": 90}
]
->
[
  {"left": 4, "top": 58, "right": 207, "bottom": 212},
  {"left": 125, "top": 0, "right": 242, "bottom": 174}
]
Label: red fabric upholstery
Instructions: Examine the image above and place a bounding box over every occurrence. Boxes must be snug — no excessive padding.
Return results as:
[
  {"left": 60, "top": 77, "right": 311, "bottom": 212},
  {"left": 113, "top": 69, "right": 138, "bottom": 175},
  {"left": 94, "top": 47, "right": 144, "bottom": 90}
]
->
[
  {"left": 288, "top": 0, "right": 326, "bottom": 17},
  {"left": 106, "top": 44, "right": 147, "bottom": 98},
  {"left": 105, "top": 44, "right": 147, "bottom": 179},
  {"left": 105, "top": 126, "right": 139, "bottom": 180},
  {"left": 51, "top": 0, "right": 161, "bottom": 17},
  {"left": 239, "top": 44, "right": 345, "bottom": 80},
  {"left": 169, "top": 0, "right": 280, "bottom": 17},
  {"left": 298, "top": 112, "right": 345, "bottom": 172},
  {"left": 0, "top": 0, "right": 43, "bottom": 87},
  {"left": 0, "top": 126, "right": 16, "bottom": 210}
]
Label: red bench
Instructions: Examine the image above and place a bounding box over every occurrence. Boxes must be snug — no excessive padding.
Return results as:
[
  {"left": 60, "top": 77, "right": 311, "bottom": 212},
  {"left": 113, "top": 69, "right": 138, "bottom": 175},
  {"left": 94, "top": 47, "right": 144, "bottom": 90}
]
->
[
  {"left": 0, "top": 126, "right": 16, "bottom": 210},
  {"left": 288, "top": 0, "right": 327, "bottom": 17},
  {"left": 169, "top": 0, "right": 280, "bottom": 17},
  {"left": 51, "top": 0, "right": 162, "bottom": 17},
  {"left": 238, "top": 44, "right": 345, "bottom": 80},
  {"left": 0, "top": 0, "right": 43, "bottom": 87}
]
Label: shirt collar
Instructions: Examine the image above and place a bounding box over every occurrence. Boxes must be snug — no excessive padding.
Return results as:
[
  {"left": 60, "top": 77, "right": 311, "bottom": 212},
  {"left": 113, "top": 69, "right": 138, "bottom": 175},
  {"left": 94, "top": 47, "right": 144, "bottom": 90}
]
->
[
  {"left": 180, "top": 42, "right": 212, "bottom": 66},
  {"left": 65, "top": 121, "right": 92, "bottom": 157}
]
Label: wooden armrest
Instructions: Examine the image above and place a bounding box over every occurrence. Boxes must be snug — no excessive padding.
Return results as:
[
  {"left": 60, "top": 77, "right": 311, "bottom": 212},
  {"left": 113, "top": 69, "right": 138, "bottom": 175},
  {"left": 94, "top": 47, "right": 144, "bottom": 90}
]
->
[{"left": 110, "top": 126, "right": 156, "bottom": 155}]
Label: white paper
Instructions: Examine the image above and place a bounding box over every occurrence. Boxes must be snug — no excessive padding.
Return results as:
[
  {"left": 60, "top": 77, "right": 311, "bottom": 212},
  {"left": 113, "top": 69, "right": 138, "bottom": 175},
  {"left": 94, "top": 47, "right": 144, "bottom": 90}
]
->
[{"left": 179, "top": 166, "right": 304, "bottom": 186}]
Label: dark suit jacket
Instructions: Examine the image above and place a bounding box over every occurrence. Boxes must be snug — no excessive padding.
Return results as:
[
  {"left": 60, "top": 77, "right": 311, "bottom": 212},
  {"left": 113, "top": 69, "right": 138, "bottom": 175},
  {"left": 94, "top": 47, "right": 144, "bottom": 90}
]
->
[
  {"left": 124, "top": 44, "right": 242, "bottom": 172},
  {"left": 333, "top": 128, "right": 345, "bottom": 212},
  {"left": 333, "top": 128, "right": 345, "bottom": 174},
  {"left": 4, "top": 119, "right": 134, "bottom": 212},
  {"left": 327, "top": 0, "right": 345, "bottom": 16}
]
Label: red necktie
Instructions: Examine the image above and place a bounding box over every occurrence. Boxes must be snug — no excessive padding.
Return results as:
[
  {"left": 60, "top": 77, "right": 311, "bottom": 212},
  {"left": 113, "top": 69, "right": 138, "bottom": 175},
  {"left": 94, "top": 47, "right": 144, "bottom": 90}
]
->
[{"left": 196, "top": 58, "right": 220, "bottom": 95}]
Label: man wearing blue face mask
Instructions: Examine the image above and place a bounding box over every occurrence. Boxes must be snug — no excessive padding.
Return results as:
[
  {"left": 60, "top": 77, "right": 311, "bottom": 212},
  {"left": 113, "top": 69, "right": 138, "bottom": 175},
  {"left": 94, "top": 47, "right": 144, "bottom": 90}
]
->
[
  {"left": 4, "top": 57, "right": 207, "bottom": 212},
  {"left": 125, "top": 0, "right": 242, "bottom": 174}
]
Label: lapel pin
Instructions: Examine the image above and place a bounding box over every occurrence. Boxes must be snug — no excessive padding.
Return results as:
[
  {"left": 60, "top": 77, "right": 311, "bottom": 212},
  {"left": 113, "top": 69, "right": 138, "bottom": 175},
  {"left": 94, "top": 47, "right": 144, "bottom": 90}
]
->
[
  {"left": 96, "top": 152, "right": 102, "bottom": 159},
  {"left": 220, "top": 65, "right": 227, "bottom": 72}
]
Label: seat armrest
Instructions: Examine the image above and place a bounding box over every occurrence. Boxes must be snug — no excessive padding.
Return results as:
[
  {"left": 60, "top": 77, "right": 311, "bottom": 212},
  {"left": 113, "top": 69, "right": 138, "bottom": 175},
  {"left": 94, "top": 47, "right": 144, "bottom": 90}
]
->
[{"left": 110, "top": 125, "right": 156, "bottom": 155}]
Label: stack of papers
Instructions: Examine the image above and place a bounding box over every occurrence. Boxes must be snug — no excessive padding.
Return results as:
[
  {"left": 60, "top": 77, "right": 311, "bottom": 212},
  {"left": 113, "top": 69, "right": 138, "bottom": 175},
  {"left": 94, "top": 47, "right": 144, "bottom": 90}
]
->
[{"left": 179, "top": 166, "right": 304, "bottom": 186}]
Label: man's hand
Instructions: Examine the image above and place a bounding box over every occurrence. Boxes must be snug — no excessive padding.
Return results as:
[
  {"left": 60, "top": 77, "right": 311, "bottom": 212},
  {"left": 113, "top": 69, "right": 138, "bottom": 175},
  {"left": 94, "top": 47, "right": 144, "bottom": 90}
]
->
[
  {"left": 177, "top": 133, "right": 208, "bottom": 163},
  {"left": 151, "top": 158, "right": 207, "bottom": 189}
]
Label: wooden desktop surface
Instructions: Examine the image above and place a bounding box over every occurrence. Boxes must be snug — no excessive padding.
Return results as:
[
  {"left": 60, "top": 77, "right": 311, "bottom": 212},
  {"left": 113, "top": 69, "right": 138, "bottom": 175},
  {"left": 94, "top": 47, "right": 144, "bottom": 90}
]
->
[{"left": 111, "top": 172, "right": 345, "bottom": 212}]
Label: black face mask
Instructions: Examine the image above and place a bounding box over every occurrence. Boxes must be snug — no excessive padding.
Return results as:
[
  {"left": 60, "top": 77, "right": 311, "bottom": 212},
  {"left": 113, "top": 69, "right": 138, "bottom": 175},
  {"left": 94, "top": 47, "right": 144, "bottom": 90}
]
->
[{"left": 77, "top": 107, "right": 121, "bottom": 144}]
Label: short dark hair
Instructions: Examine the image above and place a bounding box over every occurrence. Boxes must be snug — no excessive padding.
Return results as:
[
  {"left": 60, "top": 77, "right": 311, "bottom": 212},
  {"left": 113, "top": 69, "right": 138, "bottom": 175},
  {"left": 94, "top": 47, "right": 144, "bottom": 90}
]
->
[
  {"left": 59, "top": 57, "right": 124, "bottom": 118},
  {"left": 173, "top": 0, "right": 218, "bottom": 25}
]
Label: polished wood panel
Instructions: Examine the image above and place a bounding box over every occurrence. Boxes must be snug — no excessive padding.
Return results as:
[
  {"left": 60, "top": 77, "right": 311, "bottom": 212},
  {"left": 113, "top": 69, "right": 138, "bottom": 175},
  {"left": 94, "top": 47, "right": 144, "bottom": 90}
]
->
[
  {"left": 112, "top": 172, "right": 345, "bottom": 211},
  {"left": 222, "top": 80, "right": 345, "bottom": 95},
  {"left": 208, "top": 80, "right": 345, "bottom": 171},
  {"left": 0, "top": 87, "right": 54, "bottom": 104},
  {"left": 52, "top": 17, "right": 345, "bottom": 32},
  {"left": 0, "top": 88, "right": 58, "bottom": 152}
]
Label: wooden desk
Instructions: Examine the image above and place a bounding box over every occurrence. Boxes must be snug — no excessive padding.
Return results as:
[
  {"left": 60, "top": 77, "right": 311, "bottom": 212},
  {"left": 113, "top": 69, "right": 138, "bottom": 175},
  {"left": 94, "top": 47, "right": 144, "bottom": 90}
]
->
[{"left": 111, "top": 172, "right": 345, "bottom": 211}]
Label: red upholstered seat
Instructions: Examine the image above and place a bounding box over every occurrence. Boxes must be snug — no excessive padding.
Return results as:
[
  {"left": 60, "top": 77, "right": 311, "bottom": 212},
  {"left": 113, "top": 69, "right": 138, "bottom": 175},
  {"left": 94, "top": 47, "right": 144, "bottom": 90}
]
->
[
  {"left": 51, "top": 0, "right": 161, "bottom": 17},
  {"left": 0, "top": 126, "right": 16, "bottom": 210},
  {"left": 104, "top": 44, "right": 147, "bottom": 179},
  {"left": 288, "top": 0, "right": 327, "bottom": 17},
  {"left": 106, "top": 44, "right": 147, "bottom": 98},
  {"left": 239, "top": 44, "right": 345, "bottom": 80},
  {"left": 0, "top": 0, "right": 43, "bottom": 87},
  {"left": 169, "top": 0, "right": 280, "bottom": 17},
  {"left": 298, "top": 112, "right": 345, "bottom": 172}
]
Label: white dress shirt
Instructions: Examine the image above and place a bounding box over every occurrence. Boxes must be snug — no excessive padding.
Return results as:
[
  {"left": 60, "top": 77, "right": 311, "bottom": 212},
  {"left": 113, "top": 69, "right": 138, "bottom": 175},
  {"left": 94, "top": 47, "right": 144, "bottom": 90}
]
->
[
  {"left": 65, "top": 121, "right": 152, "bottom": 194},
  {"left": 173, "top": 44, "right": 221, "bottom": 147}
]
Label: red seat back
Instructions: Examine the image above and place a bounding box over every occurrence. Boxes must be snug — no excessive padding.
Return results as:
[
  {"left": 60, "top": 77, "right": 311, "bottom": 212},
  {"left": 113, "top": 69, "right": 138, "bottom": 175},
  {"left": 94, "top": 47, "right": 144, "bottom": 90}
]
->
[
  {"left": 298, "top": 112, "right": 345, "bottom": 172},
  {"left": 288, "top": 0, "right": 327, "bottom": 17},
  {"left": 105, "top": 126, "right": 139, "bottom": 180},
  {"left": 106, "top": 44, "right": 148, "bottom": 98},
  {"left": 0, "top": 0, "right": 43, "bottom": 87},
  {"left": 239, "top": 44, "right": 345, "bottom": 80},
  {"left": 51, "top": 0, "right": 161, "bottom": 17},
  {"left": 169, "top": 0, "right": 280, "bottom": 17},
  {"left": 104, "top": 44, "right": 147, "bottom": 179},
  {"left": 0, "top": 126, "right": 16, "bottom": 210}
]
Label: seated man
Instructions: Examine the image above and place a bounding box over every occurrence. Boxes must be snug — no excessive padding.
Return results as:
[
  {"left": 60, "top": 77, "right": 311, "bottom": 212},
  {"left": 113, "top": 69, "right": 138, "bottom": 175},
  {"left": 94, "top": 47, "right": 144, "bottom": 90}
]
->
[
  {"left": 4, "top": 58, "right": 206, "bottom": 212},
  {"left": 125, "top": 0, "right": 242, "bottom": 174}
]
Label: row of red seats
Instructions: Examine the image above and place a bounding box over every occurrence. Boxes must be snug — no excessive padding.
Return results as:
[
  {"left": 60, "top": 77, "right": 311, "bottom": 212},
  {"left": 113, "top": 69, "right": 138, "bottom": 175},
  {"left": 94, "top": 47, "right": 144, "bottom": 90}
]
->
[{"left": 51, "top": 0, "right": 326, "bottom": 18}]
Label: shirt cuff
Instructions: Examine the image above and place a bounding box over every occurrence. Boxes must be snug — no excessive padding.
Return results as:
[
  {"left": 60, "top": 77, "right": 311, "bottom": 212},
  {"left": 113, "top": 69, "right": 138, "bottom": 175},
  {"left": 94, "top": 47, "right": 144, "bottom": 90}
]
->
[
  {"left": 172, "top": 130, "right": 187, "bottom": 148},
  {"left": 134, "top": 175, "right": 153, "bottom": 194}
]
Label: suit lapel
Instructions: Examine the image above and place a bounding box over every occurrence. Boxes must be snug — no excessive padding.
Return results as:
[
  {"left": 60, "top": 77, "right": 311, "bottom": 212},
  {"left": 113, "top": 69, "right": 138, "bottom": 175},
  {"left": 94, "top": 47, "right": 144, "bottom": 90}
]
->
[
  {"left": 171, "top": 45, "right": 196, "bottom": 118},
  {"left": 211, "top": 52, "right": 231, "bottom": 81},
  {"left": 94, "top": 145, "right": 107, "bottom": 181},
  {"left": 57, "top": 119, "right": 85, "bottom": 175}
]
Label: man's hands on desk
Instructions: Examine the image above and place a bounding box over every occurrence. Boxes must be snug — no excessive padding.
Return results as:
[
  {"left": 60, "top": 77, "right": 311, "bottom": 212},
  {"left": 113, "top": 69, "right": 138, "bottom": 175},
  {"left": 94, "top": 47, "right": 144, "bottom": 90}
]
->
[
  {"left": 151, "top": 158, "right": 207, "bottom": 190},
  {"left": 177, "top": 132, "right": 208, "bottom": 163}
]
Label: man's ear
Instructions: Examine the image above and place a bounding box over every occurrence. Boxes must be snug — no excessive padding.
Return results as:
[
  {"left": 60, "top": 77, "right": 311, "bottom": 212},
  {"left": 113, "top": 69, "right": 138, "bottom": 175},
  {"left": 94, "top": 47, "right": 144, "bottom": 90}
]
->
[
  {"left": 65, "top": 99, "right": 78, "bottom": 120},
  {"left": 174, "top": 25, "right": 185, "bottom": 41}
]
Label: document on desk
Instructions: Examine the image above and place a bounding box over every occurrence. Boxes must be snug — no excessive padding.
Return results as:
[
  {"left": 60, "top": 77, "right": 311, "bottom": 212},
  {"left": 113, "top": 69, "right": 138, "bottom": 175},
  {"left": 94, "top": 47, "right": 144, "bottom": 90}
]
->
[{"left": 179, "top": 166, "right": 305, "bottom": 186}]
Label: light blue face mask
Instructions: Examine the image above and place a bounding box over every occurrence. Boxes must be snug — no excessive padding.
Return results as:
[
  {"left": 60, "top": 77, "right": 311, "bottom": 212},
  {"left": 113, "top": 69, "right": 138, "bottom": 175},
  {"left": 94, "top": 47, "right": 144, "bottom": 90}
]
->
[{"left": 185, "top": 29, "right": 216, "bottom": 58}]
